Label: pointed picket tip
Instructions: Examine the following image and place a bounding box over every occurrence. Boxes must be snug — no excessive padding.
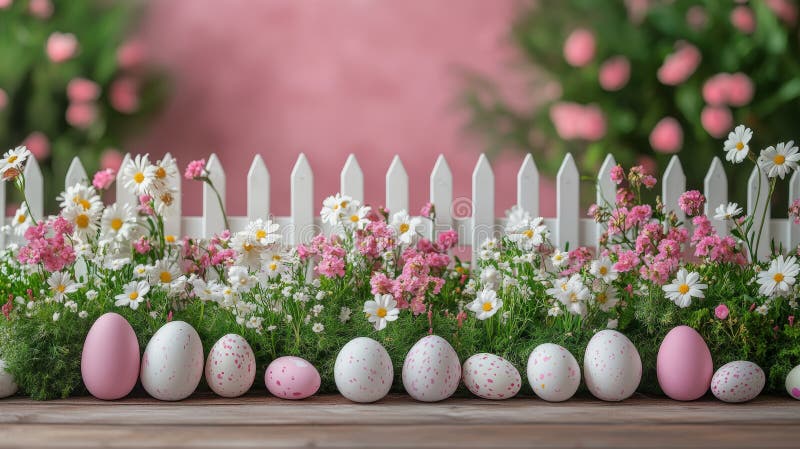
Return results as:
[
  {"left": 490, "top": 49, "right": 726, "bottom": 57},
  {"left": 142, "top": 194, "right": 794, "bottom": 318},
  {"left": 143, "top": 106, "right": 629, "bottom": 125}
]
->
[
  {"left": 206, "top": 153, "right": 222, "bottom": 170},
  {"left": 247, "top": 154, "right": 270, "bottom": 221},
  {"left": 432, "top": 154, "right": 452, "bottom": 178},
  {"left": 291, "top": 153, "right": 312, "bottom": 179},
  {"left": 597, "top": 153, "right": 617, "bottom": 178},
  {"left": 518, "top": 153, "right": 538, "bottom": 176},
  {"left": 704, "top": 156, "right": 725, "bottom": 182},
  {"left": 340, "top": 154, "right": 364, "bottom": 201},
  {"left": 472, "top": 153, "right": 494, "bottom": 179},
  {"left": 517, "top": 153, "right": 539, "bottom": 216},
  {"left": 163, "top": 152, "right": 174, "bottom": 163},
  {"left": 556, "top": 152, "right": 579, "bottom": 179},
  {"left": 663, "top": 155, "right": 685, "bottom": 180},
  {"left": 23, "top": 154, "right": 42, "bottom": 178},
  {"left": 65, "top": 156, "right": 88, "bottom": 187},
  {"left": 387, "top": 155, "right": 407, "bottom": 178},
  {"left": 248, "top": 154, "right": 269, "bottom": 179}
]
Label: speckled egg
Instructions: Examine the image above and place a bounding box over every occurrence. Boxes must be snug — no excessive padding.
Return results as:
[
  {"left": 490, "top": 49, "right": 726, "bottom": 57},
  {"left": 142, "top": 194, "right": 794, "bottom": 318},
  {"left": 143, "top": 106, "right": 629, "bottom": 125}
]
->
[
  {"left": 584, "top": 330, "right": 642, "bottom": 401},
  {"left": 140, "top": 321, "right": 204, "bottom": 401},
  {"left": 711, "top": 361, "right": 765, "bottom": 403},
  {"left": 205, "top": 334, "right": 256, "bottom": 398},
  {"left": 462, "top": 353, "right": 521, "bottom": 400},
  {"left": 786, "top": 365, "right": 800, "bottom": 400},
  {"left": 265, "top": 356, "right": 320, "bottom": 400},
  {"left": 527, "top": 343, "right": 580, "bottom": 402},
  {"left": 334, "top": 337, "right": 393, "bottom": 403},
  {"left": 0, "top": 359, "right": 18, "bottom": 399},
  {"left": 81, "top": 312, "right": 140, "bottom": 400},
  {"left": 657, "top": 326, "right": 713, "bottom": 401},
  {"left": 402, "top": 335, "right": 461, "bottom": 402}
]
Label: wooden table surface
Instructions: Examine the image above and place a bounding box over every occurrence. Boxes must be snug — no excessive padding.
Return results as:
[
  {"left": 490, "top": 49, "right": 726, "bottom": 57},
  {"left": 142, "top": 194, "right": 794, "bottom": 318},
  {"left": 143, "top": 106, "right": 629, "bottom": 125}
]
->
[{"left": 0, "top": 393, "right": 797, "bottom": 448}]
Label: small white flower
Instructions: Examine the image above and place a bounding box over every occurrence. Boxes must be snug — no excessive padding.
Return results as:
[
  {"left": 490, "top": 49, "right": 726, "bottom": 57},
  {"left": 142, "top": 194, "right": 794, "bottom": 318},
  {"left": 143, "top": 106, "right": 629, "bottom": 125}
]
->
[
  {"left": 467, "top": 288, "right": 503, "bottom": 320},
  {"left": 121, "top": 154, "right": 155, "bottom": 196},
  {"left": 559, "top": 277, "right": 590, "bottom": 317},
  {"left": 47, "top": 271, "right": 79, "bottom": 302},
  {"left": 590, "top": 257, "right": 618, "bottom": 282},
  {"left": 150, "top": 259, "right": 181, "bottom": 287},
  {"left": 79, "top": 311, "right": 89, "bottom": 319},
  {"left": 246, "top": 219, "right": 281, "bottom": 246},
  {"left": 312, "top": 322, "right": 325, "bottom": 333},
  {"left": 114, "top": 280, "right": 150, "bottom": 310},
  {"left": 0, "top": 146, "right": 31, "bottom": 180},
  {"left": 246, "top": 316, "right": 263, "bottom": 329},
  {"left": 339, "top": 306, "right": 352, "bottom": 323},
  {"left": 714, "top": 202, "right": 743, "bottom": 221},
  {"left": 64, "top": 300, "right": 78, "bottom": 312},
  {"left": 755, "top": 304, "right": 769, "bottom": 315},
  {"left": 594, "top": 284, "right": 619, "bottom": 312},
  {"left": 663, "top": 268, "right": 707, "bottom": 308},
  {"left": 267, "top": 325, "right": 277, "bottom": 332},
  {"left": 479, "top": 266, "right": 500, "bottom": 289},
  {"left": 228, "top": 265, "right": 256, "bottom": 292},
  {"left": 551, "top": 249, "right": 569, "bottom": 268},
  {"left": 723, "top": 125, "right": 753, "bottom": 164},
  {"left": 390, "top": 210, "right": 421, "bottom": 245},
  {"left": 12, "top": 204, "right": 32, "bottom": 236},
  {"left": 58, "top": 183, "right": 103, "bottom": 214},
  {"left": 505, "top": 206, "right": 532, "bottom": 230},
  {"left": 757, "top": 255, "right": 800, "bottom": 298},
  {"left": 363, "top": 293, "right": 400, "bottom": 330},
  {"left": 133, "top": 264, "right": 150, "bottom": 278},
  {"left": 342, "top": 204, "right": 371, "bottom": 230},
  {"left": 547, "top": 305, "right": 563, "bottom": 317},
  {"left": 191, "top": 278, "right": 221, "bottom": 302},
  {"left": 261, "top": 250, "right": 285, "bottom": 279},
  {"left": 507, "top": 217, "right": 549, "bottom": 251},
  {"left": 758, "top": 141, "right": 800, "bottom": 179},
  {"left": 311, "top": 304, "right": 324, "bottom": 316},
  {"left": 52, "top": 312, "right": 60, "bottom": 322},
  {"left": 101, "top": 203, "right": 136, "bottom": 241},
  {"left": 607, "top": 318, "right": 619, "bottom": 329},
  {"left": 320, "top": 193, "right": 353, "bottom": 225}
]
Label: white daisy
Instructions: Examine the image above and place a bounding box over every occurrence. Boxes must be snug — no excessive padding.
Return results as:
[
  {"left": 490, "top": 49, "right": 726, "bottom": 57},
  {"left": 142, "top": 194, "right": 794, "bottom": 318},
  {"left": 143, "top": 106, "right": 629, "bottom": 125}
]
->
[
  {"left": 0, "top": 146, "right": 31, "bottom": 180},
  {"left": 594, "top": 284, "right": 619, "bottom": 312},
  {"left": 320, "top": 193, "right": 352, "bottom": 225},
  {"left": 468, "top": 288, "right": 503, "bottom": 320},
  {"left": 551, "top": 249, "right": 569, "bottom": 268},
  {"left": 133, "top": 264, "right": 150, "bottom": 278},
  {"left": 713, "top": 202, "right": 743, "bottom": 221},
  {"left": 590, "top": 256, "right": 618, "bottom": 282},
  {"left": 246, "top": 219, "right": 281, "bottom": 246},
  {"left": 758, "top": 141, "right": 800, "bottom": 179},
  {"left": 12, "top": 204, "right": 32, "bottom": 236},
  {"left": 558, "top": 276, "right": 590, "bottom": 317},
  {"left": 363, "top": 293, "right": 400, "bottom": 330},
  {"left": 339, "top": 306, "right": 352, "bottom": 323},
  {"left": 260, "top": 250, "right": 286, "bottom": 279},
  {"left": 390, "top": 210, "right": 421, "bottom": 245},
  {"left": 114, "top": 280, "right": 149, "bottom": 310},
  {"left": 149, "top": 259, "right": 181, "bottom": 287},
  {"left": 100, "top": 203, "right": 135, "bottom": 241},
  {"left": 757, "top": 255, "right": 800, "bottom": 298},
  {"left": 47, "top": 271, "right": 80, "bottom": 302},
  {"left": 479, "top": 266, "right": 500, "bottom": 289},
  {"left": 312, "top": 322, "right": 325, "bottom": 333},
  {"left": 228, "top": 265, "right": 256, "bottom": 292},
  {"left": 57, "top": 184, "right": 102, "bottom": 214},
  {"left": 505, "top": 205, "right": 532, "bottom": 230},
  {"left": 230, "top": 231, "right": 261, "bottom": 269},
  {"left": 507, "top": 216, "right": 549, "bottom": 251},
  {"left": 121, "top": 154, "right": 155, "bottom": 195},
  {"left": 723, "top": 125, "right": 753, "bottom": 164},
  {"left": 191, "top": 278, "right": 222, "bottom": 302},
  {"left": 145, "top": 157, "right": 178, "bottom": 193},
  {"left": 663, "top": 268, "right": 707, "bottom": 308},
  {"left": 342, "top": 204, "right": 371, "bottom": 230},
  {"left": 62, "top": 205, "right": 100, "bottom": 240}
]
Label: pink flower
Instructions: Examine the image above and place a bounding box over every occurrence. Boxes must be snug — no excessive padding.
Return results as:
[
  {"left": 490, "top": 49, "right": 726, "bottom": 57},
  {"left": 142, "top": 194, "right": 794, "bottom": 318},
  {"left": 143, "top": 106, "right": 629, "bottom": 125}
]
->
[
  {"left": 28, "top": 0, "right": 52, "bottom": 19},
  {"left": 563, "top": 28, "right": 595, "bottom": 67},
  {"left": 649, "top": 117, "right": 683, "bottom": 154},
  {"left": 610, "top": 164, "right": 625, "bottom": 185},
  {"left": 0, "top": 0, "right": 12, "bottom": 9},
  {"left": 117, "top": 40, "right": 147, "bottom": 70},
  {"left": 92, "top": 168, "right": 116, "bottom": 190},
  {"left": 109, "top": 77, "right": 139, "bottom": 113},
  {"left": 66, "top": 103, "right": 97, "bottom": 129},
  {"left": 702, "top": 74, "right": 730, "bottom": 106},
  {"left": 185, "top": 159, "right": 207, "bottom": 180},
  {"left": 133, "top": 237, "right": 151, "bottom": 254},
  {"left": 678, "top": 190, "right": 705, "bottom": 216},
  {"left": 437, "top": 230, "right": 459, "bottom": 250},
  {"left": 686, "top": 6, "right": 708, "bottom": 30},
  {"left": 730, "top": 6, "right": 756, "bottom": 33},
  {"left": 100, "top": 148, "right": 123, "bottom": 171},
  {"left": 790, "top": 315, "right": 795, "bottom": 327},
  {"left": 701, "top": 105, "right": 733, "bottom": 138},
  {"left": 715, "top": 304, "right": 730, "bottom": 320},
  {"left": 657, "top": 42, "right": 701, "bottom": 86},
  {"left": 138, "top": 195, "right": 154, "bottom": 216},
  {"left": 67, "top": 78, "right": 100, "bottom": 103},
  {"left": 727, "top": 73, "right": 754, "bottom": 107},
  {"left": 420, "top": 202, "right": 434, "bottom": 218},
  {"left": 766, "top": 0, "right": 798, "bottom": 25},
  {"left": 46, "top": 32, "right": 78, "bottom": 63},
  {"left": 790, "top": 199, "right": 800, "bottom": 224},
  {"left": 550, "top": 102, "right": 607, "bottom": 141},
  {"left": 580, "top": 104, "right": 606, "bottom": 141},
  {"left": 17, "top": 217, "right": 76, "bottom": 272},
  {"left": 599, "top": 56, "right": 630, "bottom": 91},
  {"left": 613, "top": 250, "right": 640, "bottom": 273},
  {"left": 23, "top": 131, "right": 50, "bottom": 160},
  {"left": 0, "top": 88, "right": 7, "bottom": 111}
]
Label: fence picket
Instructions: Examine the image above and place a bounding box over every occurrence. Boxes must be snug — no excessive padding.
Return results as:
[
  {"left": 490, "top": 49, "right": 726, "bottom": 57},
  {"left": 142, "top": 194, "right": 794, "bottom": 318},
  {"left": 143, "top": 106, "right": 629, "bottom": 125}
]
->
[
  {"left": 703, "top": 157, "right": 728, "bottom": 237},
  {"left": 662, "top": 156, "right": 686, "bottom": 224},
  {"left": 430, "top": 154, "right": 452, "bottom": 236},
  {"left": 517, "top": 153, "right": 539, "bottom": 217},
  {"left": 290, "top": 153, "right": 314, "bottom": 245},
  {"left": 790, "top": 170, "right": 800, "bottom": 249},
  {"left": 748, "top": 167, "right": 770, "bottom": 260},
  {"left": 472, "top": 154, "right": 494, "bottom": 262},
  {"left": 386, "top": 155, "right": 408, "bottom": 214},
  {"left": 596, "top": 154, "right": 617, "bottom": 251},
  {"left": 247, "top": 155, "right": 270, "bottom": 222},
  {"left": 340, "top": 154, "right": 364, "bottom": 203},
  {"left": 556, "top": 153, "right": 579, "bottom": 249},
  {"left": 23, "top": 156, "right": 43, "bottom": 222},
  {"left": 202, "top": 154, "right": 226, "bottom": 238},
  {"left": 65, "top": 157, "right": 88, "bottom": 188},
  {"left": 116, "top": 154, "right": 135, "bottom": 208},
  {"left": 162, "top": 153, "right": 182, "bottom": 238}
]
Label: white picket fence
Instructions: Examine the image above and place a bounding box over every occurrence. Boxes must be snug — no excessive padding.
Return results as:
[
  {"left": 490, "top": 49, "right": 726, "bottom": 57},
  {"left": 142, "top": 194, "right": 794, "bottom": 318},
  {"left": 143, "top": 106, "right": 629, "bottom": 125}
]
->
[{"left": 3, "top": 152, "right": 799, "bottom": 261}]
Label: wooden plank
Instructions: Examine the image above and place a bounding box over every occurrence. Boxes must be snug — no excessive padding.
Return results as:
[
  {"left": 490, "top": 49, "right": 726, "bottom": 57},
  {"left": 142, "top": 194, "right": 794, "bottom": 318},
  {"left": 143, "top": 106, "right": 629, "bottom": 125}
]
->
[
  {"left": 430, "top": 154, "right": 453, "bottom": 237},
  {"left": 748, "top": 166, "right": 770, "bottom": 261},
  {"left": 290, "top": 153, "right": 314, "bottom": 245},
  {"left": 596, "top": 154, "right": 616, "bottom": 251},
  {"left": 340, "top": 154, "right": 364, "bottom": 203},
  {"left": 516, "top": 153, "right": 539, "bottom": 217},
  {"left": 247, "top": 155, "right": 270, "bottom": 222},
  {"left": 386, "top": 155, "right": 409, "bottom": 214},
  {"left": 64, "top": 156, "right": 88, "bottom": 188},
  {"left": 704, "top": 156, "right": 728, "bottom": 237},
  {"left": 471, "top": 154, "right": 494, "bottom": 261},
  {"left": 555, "top": 153, "right": 579, "bottom": 249},
  {"left": 662, "top": 155, "right": 686, "bottom": 224},
  {"left": 202, "top": 154, "right": 226, "bottom": 237}
]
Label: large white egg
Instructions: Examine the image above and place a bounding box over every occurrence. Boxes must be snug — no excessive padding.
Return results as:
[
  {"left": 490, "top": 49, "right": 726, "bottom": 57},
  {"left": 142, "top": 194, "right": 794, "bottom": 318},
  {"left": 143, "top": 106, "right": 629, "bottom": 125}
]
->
[
  {"left": 584, "top": 330, "right": 642, "bottom": 401},
  {"left": 334, "top": 337, "right": 393, "bottom": 403},
  {"left": 205, "top": 334, "right": 256, "bottom": 398},
  {"left": 527, "top": 343, "right": 580, "bottom": 402},
  {"left": 0, "top": 359, "right": 18, "bottom": 398},
  {"left": 711, "top": 361, "right": 765, "bottom": 403},
  {"left": 141, "top": 321, "right": 204, "bottom": 401},
  {"left": 462, "top": 353, "right": 521, "bottom": 400},
  {"left": 402, "top": 335, "right": 461, "bottom": 402},
  {"left": 786, "top": 365, "right": 800, "bottom": 400}
]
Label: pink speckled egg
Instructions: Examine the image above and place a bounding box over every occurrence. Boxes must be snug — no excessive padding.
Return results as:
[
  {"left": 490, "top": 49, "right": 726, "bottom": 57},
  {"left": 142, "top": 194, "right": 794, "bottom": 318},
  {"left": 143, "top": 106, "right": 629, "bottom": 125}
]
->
[
  {"left": 527, "top": 343, "right": 580, "bottom": 402},
  {"left": 81, "top": 313, "right": 140, "bottom": 400},
  {"left": 334, "top": 337, "right": 393, "bottom": 403},
  {"left": 584, "top": 330, "right": 642, "bottom": 401},
  {"left": 402, "top": 335, "right": 461, "bottom": 402},
  {"left": 0, "top": 359, "right": 18, "bottom": 398},
  {"left": 140, "top": 321, "right": 204, "bottom": 401},
  {"left": 205, "top": 334, "right": 256, "bottom": 398},
  {"left": 657, "top": 326, "right": 713, "bottom": 401},
  {"left": 711, "top": 361, "right": 765, "bottom": 403},
  {"left": 265, "top": 356, "right": 320, "bottom": 400},
  {"left": 462, "top": 353, "right": 521, "bottom": 400}
]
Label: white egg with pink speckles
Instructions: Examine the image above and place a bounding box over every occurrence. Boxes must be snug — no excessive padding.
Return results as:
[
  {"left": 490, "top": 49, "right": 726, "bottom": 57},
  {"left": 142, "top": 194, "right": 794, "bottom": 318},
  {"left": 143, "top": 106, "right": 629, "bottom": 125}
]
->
[
  {"left": 462, "top": 353, "right": 521, "bottom": 400},
  {"left": 265, "top": 356, "right": 320, "bottom": 399},
  {"left": 140, "top": 321, "right": 204, "bottom": 401},
  {"left": 584, "top": 330, "right": 642, "bottom": 402},
  {"left": 0, "top": 360, "right": 18, "bottom": 399},
  {"left": 334, "top": 337, "right": 393, "bottom": 403},
  {"left": 402, "top": 335, "right": 461, "bottom": 402},
  {"left": 204, "top": 334, "right": 256, "bottom": 398},
  {"left": 527, "top": 343, "right": 580, "bottom": 402},
  {"left": 711, "top": 361, "right": 765, "bottom": 403}
]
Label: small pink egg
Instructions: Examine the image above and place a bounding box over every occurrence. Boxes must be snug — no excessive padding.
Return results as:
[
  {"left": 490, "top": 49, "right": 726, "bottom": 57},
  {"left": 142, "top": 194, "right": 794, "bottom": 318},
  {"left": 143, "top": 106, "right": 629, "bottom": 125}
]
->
[
  {"left": 81, "top": 312, "right": 140, "bottom": 400},
  {"left": 265, "top": 356, "right": 320, "bottom": 400}
]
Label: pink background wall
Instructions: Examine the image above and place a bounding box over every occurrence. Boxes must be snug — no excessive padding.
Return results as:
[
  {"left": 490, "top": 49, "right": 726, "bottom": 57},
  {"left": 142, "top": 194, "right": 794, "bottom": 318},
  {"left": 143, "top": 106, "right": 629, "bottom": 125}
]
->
[{"left": 133, "top": 0, "right": 555, "bottom": 217}]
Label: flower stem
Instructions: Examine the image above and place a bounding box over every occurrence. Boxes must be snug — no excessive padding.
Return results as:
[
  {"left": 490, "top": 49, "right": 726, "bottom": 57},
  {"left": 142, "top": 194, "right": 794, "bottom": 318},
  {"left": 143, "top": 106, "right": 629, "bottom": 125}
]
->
[
  {"left": 205, "top": 179, "right": 230, "bottom": 230},
  {"left": 754, "top": 178, "right": 776, "bottom": 261}
]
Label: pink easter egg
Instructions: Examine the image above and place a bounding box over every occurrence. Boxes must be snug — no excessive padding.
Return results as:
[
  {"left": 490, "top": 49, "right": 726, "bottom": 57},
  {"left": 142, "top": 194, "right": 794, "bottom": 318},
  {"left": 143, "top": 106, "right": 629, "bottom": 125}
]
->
[
  {"left": 265, "top": 356, "right": 320, "bottom": 400},
  {"left": 81, "top": 313, "right": 140, "bottom": 400},
  {"left": 402, "top": 335, "right": 461, "bottom": 402},
  {"left": 711, "top": 361, "right": 765, "bottom": 403},
  {"left": 205, "top": 334, "right": 256, "bottom": 398},
  {"left": 657, "top": 326, "right": 713, "bottom": 401},
  {"left": 462, "top": 353, "right": 521, "bottom": 400}
]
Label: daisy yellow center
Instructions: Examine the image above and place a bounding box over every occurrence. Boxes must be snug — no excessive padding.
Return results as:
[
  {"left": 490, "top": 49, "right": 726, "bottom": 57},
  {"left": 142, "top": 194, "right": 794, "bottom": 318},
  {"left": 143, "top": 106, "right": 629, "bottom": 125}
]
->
[
  {"left": 341, "top": 201, "right": 349, "bottom": 209},
  {"left": 399, "top": 223, "right": 410, "bottom": 233},
  {"left": 350, "top": 214, "right": 360, "bottom": 223},
  {"left": 482, "top": 302, "right": 493, "bottom": 312},
  {"left": 599, "top": 266, "right": 608, "bottom": 275},
  {"left": 554, "top": 255, "right": 563, "bottom": 261},
  {"left": 129, "top": 292, "right": 139, "bottom": 300},
  {"left": 56, "top": 285, "right": 65, "bottom": 293},
  {"left": 155, "top": 167, "right": 166, "bottom": 179},
  {"left": 272, "top": 254, "right": 282, "bottom": 261},
  {"left": 596, "top": 292, "right": 607, "bottom": 304},
  {"left": 268, "top": 262, "right": 278, "bottom": 271},
  {"left": 110, "top": 218, "right": 123, "bottom": 231},
  {"left": 376, "top": 307, "right": 388, "bottom": 318},
  {"left": 774, "top": 155, "right": 786, "bottom": 165},
  {"left": 243, "top": 243, "right": 253, "bottom": 252},
  {"left": 133, "top": 172, "right": 145, "bottom": 184},
  {"left": 774, "top": 273, "right": 785, "bottom": 283},
  {"left": 255, "top": 229, "right": 267, "bottom": 240},
  {"left": 523, "top": 229, "right": 534, "bottom": 239},
  {"left": 736, "top": 142, "right": 744, "bottom": 151},
  {"left": 16, "top": 214, "right": 26, "bottom": 224},
  {"left": 569, "top": 293, "right": 578, "bottom": 303},
  {"left": 678, "top": 284, "right": 690, "bottom": 295},
  {"left": 7, "top": 155, "right": 17, "bottom": 164},
  {"left": 159, "top": 271, "right": 172, "bottom": 283},
  {"left": 75, "top": 214, "right": 90, "bottom": 229},
  {"left": 165, "top": 235, "right": 175, "bottom": 243}
]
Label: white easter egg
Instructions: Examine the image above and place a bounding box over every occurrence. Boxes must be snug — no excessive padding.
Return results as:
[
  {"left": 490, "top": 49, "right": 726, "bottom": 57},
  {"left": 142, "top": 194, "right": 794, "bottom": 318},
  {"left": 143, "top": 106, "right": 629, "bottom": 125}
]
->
[
  {"left": 0, "top": 360, "right": 18, "bottom": 398},
  {"left": 711, "top": 361, "right": 765, "bottom": 403},
  {"left": 141, "top": 321, "right": 204, "bottom": 401},
  {"left": 334, "top": 337, "right": 393, "bottom": 403},
  {"left": 402, "top": 335, "right": 461, "bottom": 402},
  {"left": 584, "top": 330, "right": 642, "bottom": 401},
  {"left": 204, "top": 334, "right": 256, "bottom": 398},
  {"left": 527, "top": 343, "right": 580, "bottom": 402},
  {"left": 786, "top": 364, "right": 800, "bottom": 400},
  {"left": 462, "top": 353, "right": 521, "bottom": 400}
]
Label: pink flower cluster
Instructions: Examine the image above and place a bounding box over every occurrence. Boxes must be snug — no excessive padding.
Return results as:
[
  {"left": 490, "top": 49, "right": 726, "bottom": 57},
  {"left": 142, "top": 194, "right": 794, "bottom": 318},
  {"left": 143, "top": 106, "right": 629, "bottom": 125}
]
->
[
  {"left": 549, "top": 102, "right": 606, "bottom": 141},
  {"left": 92, "top": 168, "right": 116, "bottom": 190},
  {"left": 185, "top": 159, "right": 206, "bottom": 180},
  {"left": 17, "top": 217, "right": 76, "bottom": 272},
  {"left": 678, "top": 190, "right": 705, "bottom": 217},
  {"left": 701, "top": 73, "right": 753, "bottom": 137},
  {"left": 182, "top": 231, "right": 236, "bottom": 275},
  {"left": 691, "top": 216, "right": 747, "bottom": 265},
  {"left": 789, "top": 199, "right": 800, "bottom": 225},
  {"left": 298, "top": 235, "right": 347, "bottom": 278},
  {"left": 657, "top": 42, "right": 701, "bottom": 86}
]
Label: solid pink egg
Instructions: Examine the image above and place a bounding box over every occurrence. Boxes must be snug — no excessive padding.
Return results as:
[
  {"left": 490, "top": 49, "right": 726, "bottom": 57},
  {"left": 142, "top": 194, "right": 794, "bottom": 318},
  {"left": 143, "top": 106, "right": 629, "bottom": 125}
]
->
[
  {"left": 265, "top": 356, "right": 320, "bottom": 400},
  {"left": 657, "top": 325, "right": 713, "bottom": 401},
  {"left": 81, "top": 313, "right": 140, "bottom": 400}
]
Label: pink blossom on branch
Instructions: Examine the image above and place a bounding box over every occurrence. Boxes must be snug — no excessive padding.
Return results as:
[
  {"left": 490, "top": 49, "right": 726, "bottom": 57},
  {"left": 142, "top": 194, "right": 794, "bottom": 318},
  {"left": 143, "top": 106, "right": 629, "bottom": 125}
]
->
[
  {"left": 92, "top": 168, "right": 116, "bottom": 190},
  {"left": 657, "top": 42, "right": 701, "bottom": 86},
  {"left": 599, "top": 56, "right": 630, "bottom": 91},
  {"left": 563, "top": 28, "right": 595, "bottom": 67},
  {"left": 678, "top": 190, "right": 706, "bottom": 217},
  {"left": 701, "top": 105, "right": 733, "bottom": 138},
  {"left": 185, "top": 159, "right": 207, "bottom": 180},
  {"left": 46, "top": 32, "right": 78, "bottom": 63},
  {"left": 649, "top": 117, "right": 683, "bottom": 154}
]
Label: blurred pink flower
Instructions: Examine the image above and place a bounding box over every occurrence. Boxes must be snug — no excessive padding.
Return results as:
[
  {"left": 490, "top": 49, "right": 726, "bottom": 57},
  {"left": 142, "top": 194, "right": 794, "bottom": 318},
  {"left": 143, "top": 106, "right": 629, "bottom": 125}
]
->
[
  {"left": 686, "top": 6, "right": 708, "bottom": 30},
  {"left": 100, "top": 148, "right": 124, "bottom": 171},
  {"left": 66, "top": 102, "right": 97, "bottom": 129},
  {"left": 766, "top": 0, "right": 798, "bottom": 25},
  {"left": 727, "top": 72, "right": 754, "bottom": 107},
  {"left": 636, "top": 155, "right": 658, "bottom": 179},
  {"left": 117, "top": 40, "right": 147, "bottom": 70},
  {"left": 702, "top": 73, "right": 730, "bottom": 106},
  {"left": 715, "top": 304, "right": 730, "bottom": 320},
  {"left": 109, "top": 77, "right": 139, "bottom": 113},
  {"left": 625, "top": 0, "right": 651, "bottom": 24},
  {"left": 563, "top": 28, "right": 595, "bottom": 67},
  {"left": 67, "top": 78, "right": 100, "bottom": 103},
  {"left": 730, "top": 6, "right": 756, "bottom": 33},
  {"left": 649, "top": 117, "right": 683, "bottom": 154},
  {"left": 657, "top": 42, "right": 701, "bottom": 86},
  {"left": 28, "top": 0, "right": 52, "bottom": 19},
  {"left": 550, "top": 102, "right": 606, "bottom": 141},
  {"left": 92, "top": 168, "right": 116, "bottom": 190},
  {"left": 0, "top": 0, "right": 11, "bottom": 9},
  {"left": 46, "top": 32, "right": 78, "bottom": 63},
  {"left": 23, "top": 132, "right": 50, "bottom": 160},
  {"left": 581, "top": 104, "right": 606, "bottom": 140},
  {"left": 701, "top": 105, "right": 733, "bottom": 138},
  {"left": 599, "top": 56, "right": 631, "bottom": 91},
  {"left": 0, "top": 88, "right": 7, "bottom": 111}
]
